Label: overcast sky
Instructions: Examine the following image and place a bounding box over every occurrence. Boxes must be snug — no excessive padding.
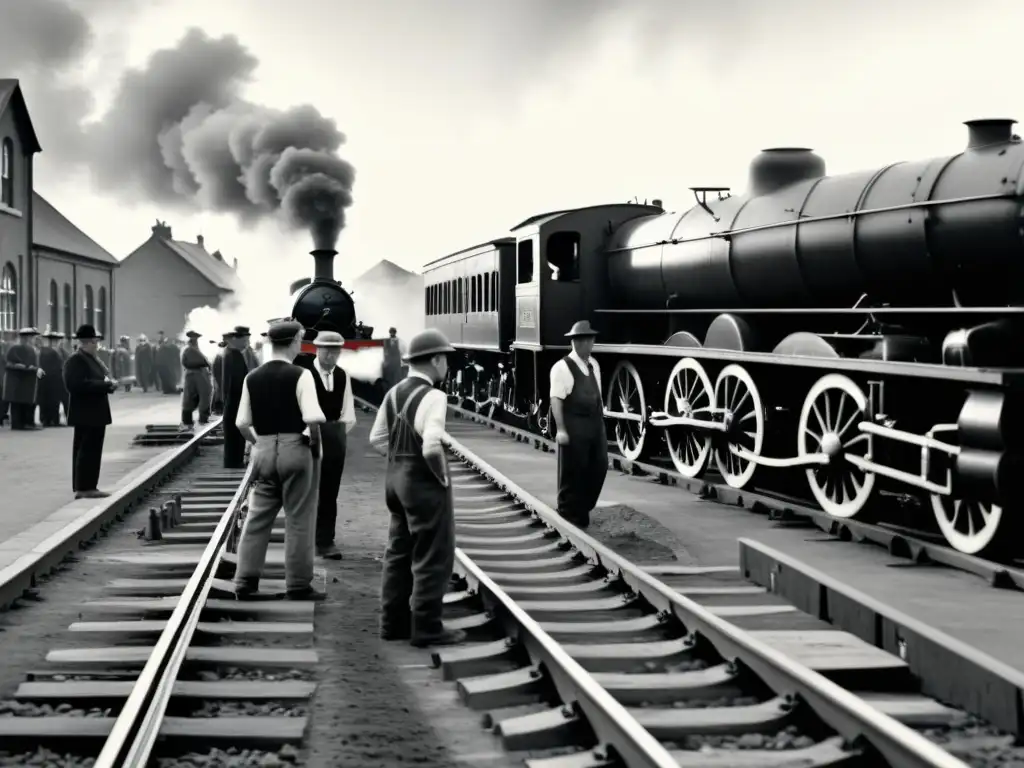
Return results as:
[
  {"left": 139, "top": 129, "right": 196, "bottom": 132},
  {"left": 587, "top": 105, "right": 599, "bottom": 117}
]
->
[{"left": 4, "top": 0, "right": 1022, "bottom": 310}]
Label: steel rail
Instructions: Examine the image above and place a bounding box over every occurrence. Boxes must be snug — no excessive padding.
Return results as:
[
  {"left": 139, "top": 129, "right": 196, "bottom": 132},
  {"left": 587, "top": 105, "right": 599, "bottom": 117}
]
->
[
  {"left": 443, "top": 432, "right": 972, "bottom": 768},
  {"left": 93, "top": 459, "right": 255, "bottom": 768}
]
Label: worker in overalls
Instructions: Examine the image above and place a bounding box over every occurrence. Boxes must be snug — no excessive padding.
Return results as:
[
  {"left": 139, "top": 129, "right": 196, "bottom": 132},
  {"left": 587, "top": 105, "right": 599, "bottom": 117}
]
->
[
  {"left": 179, "top": 330, "right": 212, "bottom": 431},
  {"left": 368, "top": 328, "right": 465, "bottom": 648},
  {"left": 548, "top": 320, "right": 607, "bottom": 529}
]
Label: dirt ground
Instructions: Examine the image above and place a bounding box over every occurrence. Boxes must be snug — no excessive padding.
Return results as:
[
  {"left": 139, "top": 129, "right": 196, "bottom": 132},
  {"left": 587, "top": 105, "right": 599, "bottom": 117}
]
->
[{"left": 588, "top": 502, "right": 695, "bottom": 565}]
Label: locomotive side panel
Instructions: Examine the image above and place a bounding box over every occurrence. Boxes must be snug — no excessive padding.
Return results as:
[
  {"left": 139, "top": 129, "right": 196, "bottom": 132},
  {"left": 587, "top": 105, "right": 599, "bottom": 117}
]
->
[
  {"left": 495, "top": 241, "right": 516, "bottom": 351},
  {"left": 514, "top": 235, "right": 541, "bottom": 347},
  {"left": 606, "top": 212, "right": 675, "bottom": 309}
]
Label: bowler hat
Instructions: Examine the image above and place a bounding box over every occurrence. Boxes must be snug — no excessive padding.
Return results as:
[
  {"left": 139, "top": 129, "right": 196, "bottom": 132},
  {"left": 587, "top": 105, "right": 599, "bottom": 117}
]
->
[
  {"left": 74, "top": 324, "right": 102, "bottom": 340},
  {"left": 312, "top": 331, "right": 345, "bottom": 347},
  {"left": 403, "top": 328, "right": 455, "bottom": 362},
  {"left": 266, "top": 319, "right": 304, "bottom": 343},
  {"left": 234, "top": 326, "right": 251, "bottom": 337},
  {"left": 186, "top": 330, "right": 201, "bottom": 339},
  {"left": 565, "top": 320, "right": 598, "bottom": 338}
]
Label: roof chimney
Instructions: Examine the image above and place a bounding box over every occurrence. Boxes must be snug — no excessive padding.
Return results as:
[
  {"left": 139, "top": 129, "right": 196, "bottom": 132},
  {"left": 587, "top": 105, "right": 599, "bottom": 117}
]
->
[
  {"left": 211, "top": 249, "right": 223, "bottom": 262},
  {"left": 197, "top": 234, "right": 205, "bottom": 249},
  {"left": 151, "top": 220, "right": 172, "bottom": 240},
  {"left": 965, "top": 119, "right": 1017, "bottom": 149},
  {"left": 232, "top": 257, "right": 238, "bottom": 270}
]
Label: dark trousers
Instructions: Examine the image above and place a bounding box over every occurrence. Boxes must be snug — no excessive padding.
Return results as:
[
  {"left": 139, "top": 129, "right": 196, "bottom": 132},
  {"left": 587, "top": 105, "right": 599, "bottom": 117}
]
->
[
  {"left": 222, "top": 409, "right": 246, "bottom": 469},
  {"left": 556, "top": 417, "right": 609, "bottom": 526},
  {"left": 73, "top": 425, "right": 106, "bottom": 492},
  {"left": 315, "top": 422, "right": 347, "bottom": 547},
  {"left": 0, "top": 398, "right": 8, "bottom": 423},
  {"left": 380, "top": 459, "right": 455, "bottom": 640},
  {"left": 10, "top": 403, "right": 36, "bottom": 430}
]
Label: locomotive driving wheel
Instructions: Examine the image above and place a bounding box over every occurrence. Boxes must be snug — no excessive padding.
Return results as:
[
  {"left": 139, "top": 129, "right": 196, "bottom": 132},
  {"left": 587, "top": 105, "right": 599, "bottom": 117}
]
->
[
  {"left": 713, "top": 364, "right": 764, "bottom": 489},
  {"left": 663, "top": 358, "right": 713, "bottom": 478},
  {"left": 931, "top": 496, "right": 1004, "bottom": 556},
  {"left": 606, "top": 361, "right": 647, "bottom": 461},
  {"left": 798, "top": 374, "right": 875, "bottom": 518}
]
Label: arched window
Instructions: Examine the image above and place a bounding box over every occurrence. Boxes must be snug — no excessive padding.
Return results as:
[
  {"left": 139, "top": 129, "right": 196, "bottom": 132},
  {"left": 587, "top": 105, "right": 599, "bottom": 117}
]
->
[
  {"left": 0, "top": 262, "right": 15, "bottom": 331},
  {"left": 1, "top": 139, "right": 13, "bottom": 207},
  {"left": 97, "top": 286, "right": 107, "bottom": 337},
  {"left": 48, "top": 279, "right": 58, "bottom": 332},
  {"left": 63, "top": 283, "right": 72, "bottom": 334},
  {"left": 84, "top": 285, "right": 94, "bottom": 326}
]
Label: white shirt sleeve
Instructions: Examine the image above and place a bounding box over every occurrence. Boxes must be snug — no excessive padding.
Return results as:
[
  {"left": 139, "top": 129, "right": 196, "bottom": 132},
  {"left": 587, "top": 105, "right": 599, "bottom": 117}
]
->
[
  {"left": 549, "top": 359, "right": 573, "bottom": 401},
  {"left": 591, "top": 357, "right": 602, "bottom": 398},
  {"left": 340, "top": 374, "right": 356, "bottom": 433},
  {"left": 417, "top": 388, "right": 448, "bottom": 458},
  {"left": 296, "top": 369, "right": 327, "bottom": 425},
  {"left": 368, "top": 390, "right": 391, "bottom": 450},
  {"left": 235, "top": 376, "right": 253, "bottom": 430}
]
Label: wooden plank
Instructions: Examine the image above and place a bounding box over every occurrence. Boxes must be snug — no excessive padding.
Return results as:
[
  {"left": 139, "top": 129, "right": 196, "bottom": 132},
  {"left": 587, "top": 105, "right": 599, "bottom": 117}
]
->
[
  {"left": 747, "top": 630, "right": 908, "bottom": 672},
  {"left": 160, "top": 715, "right": 307, "bottom": 744},
  {"left": 15, "top": 680, "right": 315, "bottom": 702},
  {"left": 68, "top": 620, "right": 313, "bottom": 636},
  {"left": 80, "top": 597, "right": 310, "bottom": 620},
  {"left": 858, "top": 693, "right": 964, "bottom": 727},
  {"left": 46, "top": 646, "right": 318, "bottom": 667}
]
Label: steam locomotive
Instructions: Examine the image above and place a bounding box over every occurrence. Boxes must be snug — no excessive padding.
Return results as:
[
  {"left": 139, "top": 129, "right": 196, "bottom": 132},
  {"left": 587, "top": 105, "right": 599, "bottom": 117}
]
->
[
  {"left": 423, "top": 118, "right": 1024, "bottom": 558},
  {"left": 290, "top": 247, "right": 385, "bottom": 355}
]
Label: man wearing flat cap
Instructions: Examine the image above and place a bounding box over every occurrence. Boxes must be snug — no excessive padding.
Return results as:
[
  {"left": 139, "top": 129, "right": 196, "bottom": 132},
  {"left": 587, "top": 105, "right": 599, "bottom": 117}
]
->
[
  {"left": 62, "top": 324, "right": 118, "bottom": 498},
  {"left": 369, "top": 327, "right": 465, "bottom": 648},
  {"left": 308, "top": 330, "right": 356, "bottom": 560},
  {"left": 548, "top": 320, "right": 608, "bottom": 529},
  {"left": 3, "top": 327, "right": 43, "bottom": 430},
  {"left": 221, "top": 328, "right": 250, "bottom": 469},
  {"left": 233, "top": 319, "right": 326, "bottom": 601},
  {"left": 179, "top": 330, "right": 212, "bottom": 431}
]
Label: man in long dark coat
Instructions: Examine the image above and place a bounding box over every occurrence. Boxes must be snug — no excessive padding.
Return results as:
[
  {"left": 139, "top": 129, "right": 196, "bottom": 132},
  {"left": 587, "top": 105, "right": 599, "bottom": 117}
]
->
[
  {"left": 63, "top": 324, "right": 117, "bottom": 498},
  {"left": 38, "top": 331, "right": 68, "bottom": 427},
  {"left": 3, "top": 328, "right": 43, "bottom": 430},
  {"left": 155, "top": 332, "right": 179, "bottom": 395},
  {"left": 112, "top": 336, "right": 133, "bottom": 392},
  {"left": 235, "top": 326, "right": 259, "bottom": 371},
  {"left": 0, "top": 336, "right": 9, "bottom": 427},
  {"left": 134, "top": 335, "right": 155, "bottom": 392},
  {"left": 180, "top": 331, "right": 212, "bottom": 431},
  {"left": 211, "top": 333, "right": 232, "bottom": 415},
  {"left": 221, "top": 329, "right": 250, "bottom": 469}
]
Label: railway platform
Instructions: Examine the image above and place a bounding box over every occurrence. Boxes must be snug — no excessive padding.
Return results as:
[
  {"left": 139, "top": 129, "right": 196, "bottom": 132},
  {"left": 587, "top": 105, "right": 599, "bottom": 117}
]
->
[
  {"left": 443, "top": 416, "right": 1024, "bottom": 678},
  {"left": 0, "top": 391, "right": 184, "bottom": 559}
]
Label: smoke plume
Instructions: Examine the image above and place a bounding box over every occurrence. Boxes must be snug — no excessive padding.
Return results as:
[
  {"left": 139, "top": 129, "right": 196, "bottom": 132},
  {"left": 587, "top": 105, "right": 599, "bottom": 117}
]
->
[{"left": 86, "top": 28, "right": 356, "bottom": 249}]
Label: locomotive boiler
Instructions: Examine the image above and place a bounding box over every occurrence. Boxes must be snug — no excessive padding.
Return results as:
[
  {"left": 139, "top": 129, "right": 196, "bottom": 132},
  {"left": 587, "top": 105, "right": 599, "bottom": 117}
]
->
[{"left": 422, "top": 118, "right": 1024, "bottom": 558}]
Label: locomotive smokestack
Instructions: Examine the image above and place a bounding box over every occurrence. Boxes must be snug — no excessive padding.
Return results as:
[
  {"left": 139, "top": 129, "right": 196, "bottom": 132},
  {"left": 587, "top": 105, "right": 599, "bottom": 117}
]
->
[
  {"left": 965, "top": 119, "right": 1017, "bottom": 149},
  {"left": 310, "top": 249, "right": 338, "bottom": 282},
  {"left": 749, "top": 148, "right": 826, "bottom": 196}
]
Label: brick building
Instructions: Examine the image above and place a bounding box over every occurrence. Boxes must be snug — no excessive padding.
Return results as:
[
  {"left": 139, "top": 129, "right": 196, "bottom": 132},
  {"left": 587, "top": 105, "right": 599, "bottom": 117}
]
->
[
  {"left": 114, "top": 221, "right": 241, "bottom": 341},
  {"left": 0, "top": 79, "right": 118, "bottom": 339}
]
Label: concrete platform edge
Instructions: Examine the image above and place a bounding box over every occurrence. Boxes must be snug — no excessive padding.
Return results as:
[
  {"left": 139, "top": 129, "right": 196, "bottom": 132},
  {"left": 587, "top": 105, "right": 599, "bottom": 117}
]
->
[
  {"left": 0, "top": 419, "right": 223, "bottom": 612},
  {"left": 738, "top": 537, "right": 1024, "bottom": 738}
]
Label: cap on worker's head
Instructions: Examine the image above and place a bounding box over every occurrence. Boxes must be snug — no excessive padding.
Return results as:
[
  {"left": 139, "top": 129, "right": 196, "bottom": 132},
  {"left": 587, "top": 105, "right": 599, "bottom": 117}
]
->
[
  {"left": 312, "top": 330, "right": 345, "bottom": 347},
  {"left": 266, "top": 319, "right": 304, "bottom": 344},
  {"left": 234, "top": 325, "right": 251, "bottom": 337},
  {"left": 389, "top": 327, "right": 397, "bottom": 334},
  {"left": 186, "top": 330, "right": 202, "bottom": 339},
  {"left": 18, "top": 327, "right": 38, "bottom": 337},
  {"left": 564, "top": 320, "right": 598, "bottom": 338},
  {"left": 402, "top": 328, "right": 455, "bottom": 362}
]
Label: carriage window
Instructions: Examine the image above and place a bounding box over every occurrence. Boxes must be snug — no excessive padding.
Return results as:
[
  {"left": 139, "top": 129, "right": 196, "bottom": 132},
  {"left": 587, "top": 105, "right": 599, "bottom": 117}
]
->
[
  {"left": 492, "top": 271, "right": 498, "bottom": 311},
  {"left": 517, "top": 240, "right": 534, "bottom": 284},
  {"left": 546, "top": 230, "right": 580, "bottom": 282},
  {"left": 482, "top": 273, "right": 489, "bottom": 312},
  {"left": 470, "top": 276, "right": 476, "bottom": 312}
]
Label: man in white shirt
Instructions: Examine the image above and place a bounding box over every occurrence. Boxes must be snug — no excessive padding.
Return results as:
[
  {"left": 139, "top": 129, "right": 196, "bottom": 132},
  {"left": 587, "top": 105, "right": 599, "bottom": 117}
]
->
[
  {"left": 233, "top": 319, "right": 327, "bottom": 602},
  {"left": 368, "top": 328, "right": 466, "bottom": 648},
  {"left": 307, "top": 331, "right": 356, "bottom": 560},
  {"left": 548, "top": 320, "right": 608, "bottom": 529}
]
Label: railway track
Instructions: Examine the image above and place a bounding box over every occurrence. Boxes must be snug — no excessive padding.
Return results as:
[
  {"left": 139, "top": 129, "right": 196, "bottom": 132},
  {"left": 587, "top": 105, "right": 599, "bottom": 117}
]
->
[
  {"left": 446, "top": 402, "right": 1024, "bottom": 592},
  {"left": 356, "top": 396, "right": 1020, "bottom": 768},
  {"left": 0, "top": 420, "right": 317, "bottom": 768}
]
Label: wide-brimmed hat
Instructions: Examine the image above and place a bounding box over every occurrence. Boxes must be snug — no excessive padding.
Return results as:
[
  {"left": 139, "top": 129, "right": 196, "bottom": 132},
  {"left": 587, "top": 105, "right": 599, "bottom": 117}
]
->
[
  {"left": 43, "top": 331, "right": 63, "bottom": 340},
  {"left": 17, "top": 327, "right": 39, "bottom": 336},
  {"left": 186, "top": 330, "right": 201, "bottom": 339},
  {"left": 313, "top": 331, "right": 345, "bottom": 347},
  {"left": 565, "top": 320, "right": 598, "bottom": 338},
  {"left": 234, "top": 325, "right": 251, "bottom": 337},
  {"left": 74, "top": 324, "right": 102, "bottom": 341}
]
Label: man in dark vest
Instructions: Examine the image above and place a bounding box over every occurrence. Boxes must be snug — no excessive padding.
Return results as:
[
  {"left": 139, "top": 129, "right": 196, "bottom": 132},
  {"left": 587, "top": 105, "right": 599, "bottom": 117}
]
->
[
  {"left": 369, "top": 328, "right": 464, "bottom": 647},
  {"left": 549, "top": 320, "right": 608, "bottom": 529},
  {"left": 180, "top": 331, "right": 212, "bottom": 431},
  {"left": 38, "top": 331, "right": 68, "bottom": 427},
  {"left": 233, "top": 319, "right": 326, "bottom": 601},
  {"left": 307, "top": 331, "right": 355, "bottom": 560},
  {"left": 63, "top": 325, "right": 117, "bottom": 498},
  {"left": 3, "top": 327, "right": 43, "bottom": 430},
  {"left": 221, "top": 328, "right": 250, "bottom": 469}
]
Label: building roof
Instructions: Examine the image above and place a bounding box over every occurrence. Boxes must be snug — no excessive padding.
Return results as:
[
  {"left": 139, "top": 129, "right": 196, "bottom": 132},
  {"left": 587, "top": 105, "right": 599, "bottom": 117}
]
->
[
  {"left": 158, "top": 237, "right": 241, "bottom": 292},
  {"left": 33, "top": 192, "right": 118, "bottom": 266},
  {"left": 353, "top": 259, "right": 421, "bottom": 285},
  {"left": 0, "top": 79, "right": 41, "bottom": 154}
]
